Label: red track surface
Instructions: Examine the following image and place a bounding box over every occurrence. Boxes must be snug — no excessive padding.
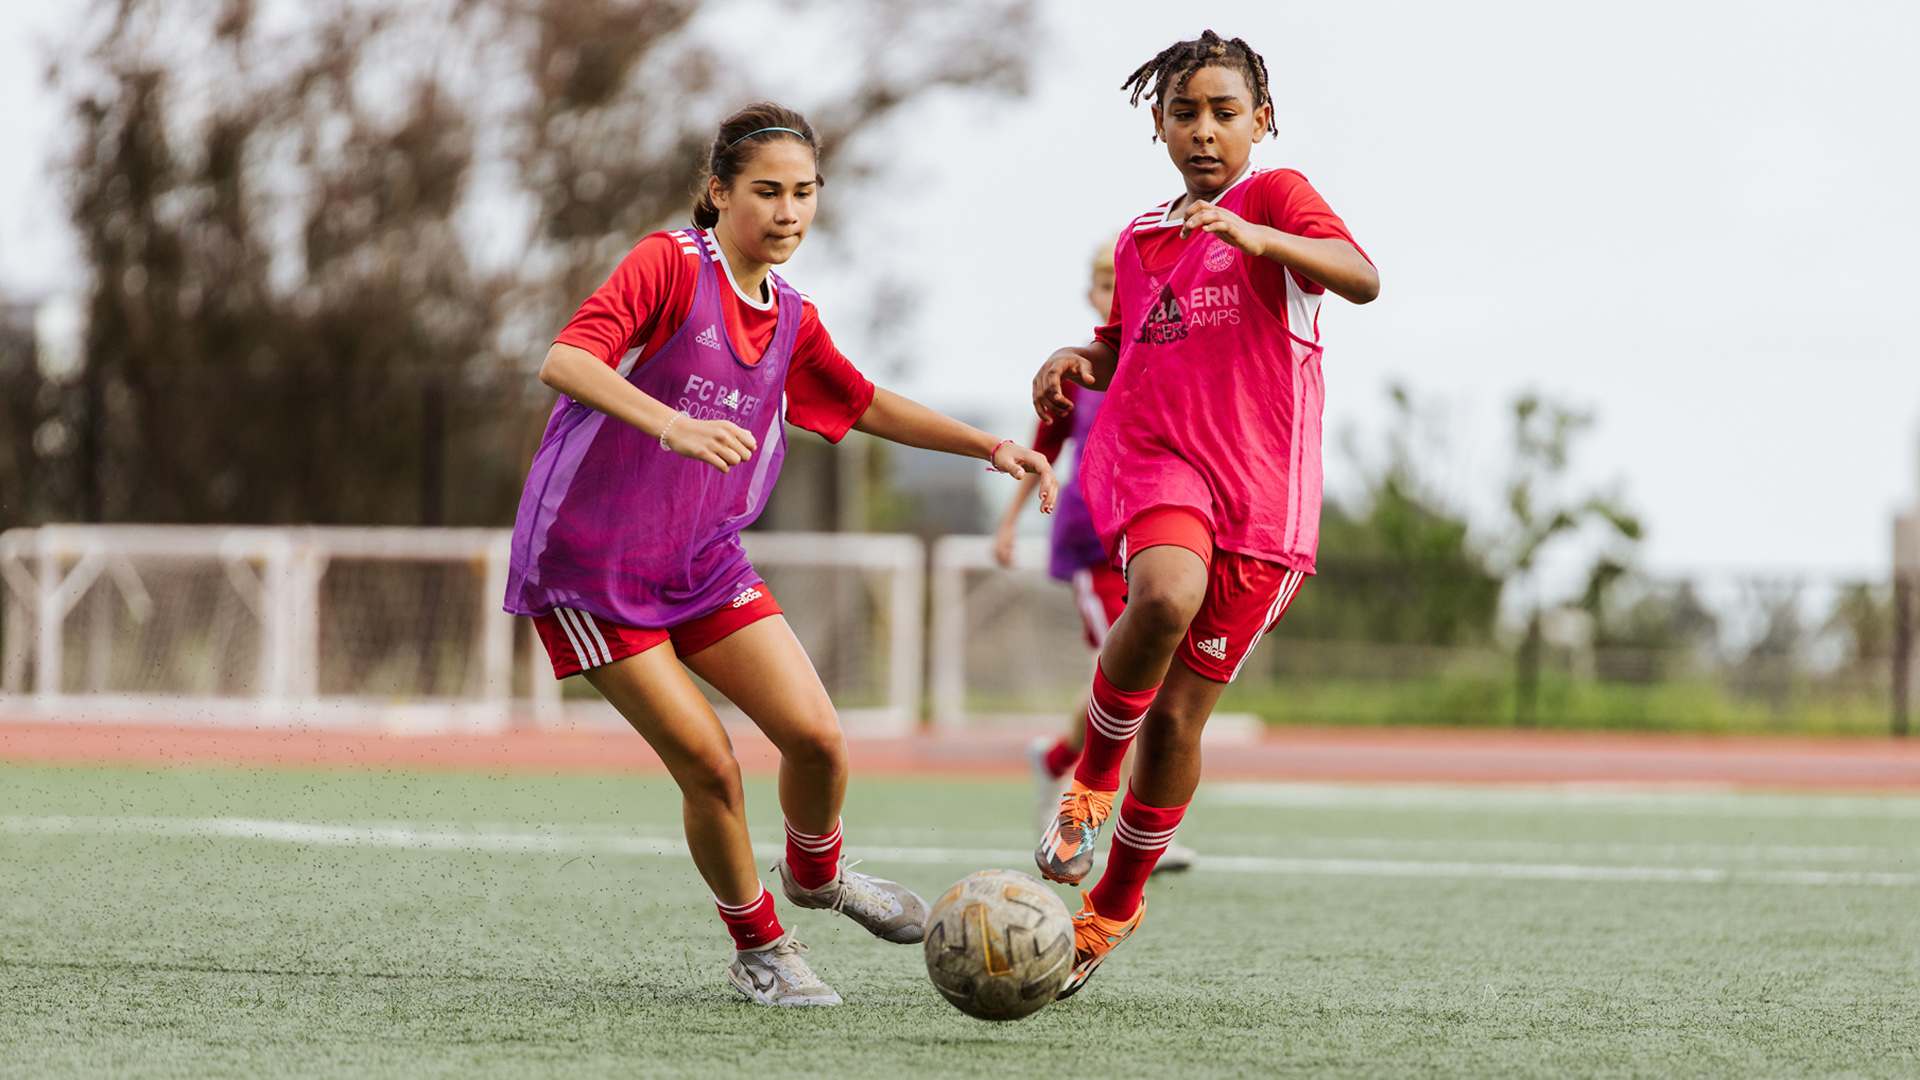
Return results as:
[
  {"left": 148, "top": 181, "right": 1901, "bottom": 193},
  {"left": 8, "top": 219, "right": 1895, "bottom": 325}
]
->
[{"left": 4, "top": 722, "right": 1920, "bottom": 788}]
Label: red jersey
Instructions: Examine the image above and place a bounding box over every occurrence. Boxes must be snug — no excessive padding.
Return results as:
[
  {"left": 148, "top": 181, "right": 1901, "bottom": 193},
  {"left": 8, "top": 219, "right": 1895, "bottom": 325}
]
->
[
  {"left": 555, "top": 229, "right": 874, "bottom": 440},
  {"left": 1094, "top": 168, "right": 1366, "bottom": 352}
]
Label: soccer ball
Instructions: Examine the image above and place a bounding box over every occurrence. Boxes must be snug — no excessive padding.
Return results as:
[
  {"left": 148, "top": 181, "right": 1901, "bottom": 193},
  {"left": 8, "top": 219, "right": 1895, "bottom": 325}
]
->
[{"left": 923, "top": 868, "right": 1074, "bottom": 1021}]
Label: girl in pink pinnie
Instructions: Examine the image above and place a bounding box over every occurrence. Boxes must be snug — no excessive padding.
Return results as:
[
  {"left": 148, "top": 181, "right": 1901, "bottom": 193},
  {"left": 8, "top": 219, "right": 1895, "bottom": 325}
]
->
[{"left": 1030, "top": 32, "right": 1378, "bottom": 998}]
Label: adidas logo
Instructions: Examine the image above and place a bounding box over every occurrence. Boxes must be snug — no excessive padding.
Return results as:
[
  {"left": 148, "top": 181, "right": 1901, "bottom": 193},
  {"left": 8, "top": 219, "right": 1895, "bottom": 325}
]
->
[
  {"left": 1133, "top": 282, "right": 1189, "bottom": 345},
  {"left": 1195, "top": 636, "right": 1228, "bottom": 660},
  {"left": 731, "top": 585, "right": 764, "bottom": 609},
  {"left": 695, "top": 325, "right": 721, "bottom": 350}
]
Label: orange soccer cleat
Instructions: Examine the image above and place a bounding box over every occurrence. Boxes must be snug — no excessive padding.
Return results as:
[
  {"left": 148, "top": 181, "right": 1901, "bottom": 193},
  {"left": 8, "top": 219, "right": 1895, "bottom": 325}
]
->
[
  {"left": 1055, "top": 892, "right": 1145, "bottom": 1000},
  {"left": 1034, "top": 780, "right": 1116, "bottom": 885}
]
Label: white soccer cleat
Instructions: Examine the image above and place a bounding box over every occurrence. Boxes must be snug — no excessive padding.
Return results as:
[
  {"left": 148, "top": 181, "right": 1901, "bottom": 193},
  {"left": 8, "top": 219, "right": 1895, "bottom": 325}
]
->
[
  {"left": 727, "top": 931, "right": 843, "bottom": 1007},
  {"left": 1028, "top": 736, "right": 1072, "bottom": 836},
  {"left": 773, "top": 856, "right": 930, "bottom": 944}
]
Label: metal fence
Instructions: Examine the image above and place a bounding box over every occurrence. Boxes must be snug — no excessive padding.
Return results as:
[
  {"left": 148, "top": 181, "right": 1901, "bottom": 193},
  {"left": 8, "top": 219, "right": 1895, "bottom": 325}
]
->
[{"left": 3, "top": 525, "right": 1915, "bottom": 736}]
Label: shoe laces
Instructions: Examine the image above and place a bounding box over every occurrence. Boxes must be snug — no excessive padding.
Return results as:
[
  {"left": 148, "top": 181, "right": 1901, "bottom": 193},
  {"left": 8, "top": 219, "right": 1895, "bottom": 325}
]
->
[
  {"left": 1059, "top": 789, "right": 1103, "bottom": 832},
  {"left": 827, "top": 859, "right": 896, "bottom": 921},
  {"left": 759, "top": 936, "right": 820, "bottom": 985}
]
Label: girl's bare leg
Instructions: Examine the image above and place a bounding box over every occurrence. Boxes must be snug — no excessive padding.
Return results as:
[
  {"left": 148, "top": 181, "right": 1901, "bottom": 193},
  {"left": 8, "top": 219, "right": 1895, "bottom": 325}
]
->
[
  {"left": 683, "top": 616, "right": 846, "bottom": 837},
  {"left": 1078, "top": 549, "right": 1220, "bottom": 807},
  {"left": 1100, "top": 546, "right": 1208, "bottom": 690},
  {"left": 1129, "top": 663, "right": 1229, "bottom": 808},
  {"left": 686, "top": 615, "right": 930, "bottom": 944},
  {"left": 584, "top": 643, "right": 760, "bottom": 907},
  {"left": 1035, "top": 546, "right": 1212, "bottom": 885}
]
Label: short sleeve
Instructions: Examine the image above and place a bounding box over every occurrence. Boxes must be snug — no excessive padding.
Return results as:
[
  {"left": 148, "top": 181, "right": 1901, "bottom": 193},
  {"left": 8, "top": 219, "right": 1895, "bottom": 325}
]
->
[
  {"left": 783, "top": 305, "right": 876, "bottom": 442},
  {"left": 1242, "top": 170, "right": 1370, "bottom": 295},
  {"left": 553, "top": 233, "right": 690, "bottom": 365}
]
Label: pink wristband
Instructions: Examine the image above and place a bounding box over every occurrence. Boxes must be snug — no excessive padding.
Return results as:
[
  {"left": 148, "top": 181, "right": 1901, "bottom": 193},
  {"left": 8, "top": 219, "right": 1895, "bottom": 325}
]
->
[{"left": 985, "top": 438, "right": 1014, "bottom": 472}]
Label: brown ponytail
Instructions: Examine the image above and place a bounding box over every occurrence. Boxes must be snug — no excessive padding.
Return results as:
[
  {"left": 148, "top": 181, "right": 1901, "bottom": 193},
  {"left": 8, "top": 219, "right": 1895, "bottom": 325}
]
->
[{"left": 691, "top": 102, "right": 822, "bottom": 229}]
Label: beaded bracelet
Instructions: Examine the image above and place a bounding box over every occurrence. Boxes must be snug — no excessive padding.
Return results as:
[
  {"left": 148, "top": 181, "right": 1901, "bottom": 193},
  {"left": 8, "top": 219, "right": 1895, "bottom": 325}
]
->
[{"left": 659, "top": 411, "right": 688, "bottom": 451}]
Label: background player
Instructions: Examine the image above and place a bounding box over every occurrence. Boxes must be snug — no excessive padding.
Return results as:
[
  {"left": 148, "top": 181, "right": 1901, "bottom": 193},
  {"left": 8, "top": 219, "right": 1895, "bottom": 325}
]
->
[
  {"left": 991, "top": 238, "right": 1194, "bottom": 874},
  {"left": 1029, "top": 32, "right": 1378, "bottom": 998},
  {"left": 507, "top": 102, "right": 1056, "bottom": 1007}
]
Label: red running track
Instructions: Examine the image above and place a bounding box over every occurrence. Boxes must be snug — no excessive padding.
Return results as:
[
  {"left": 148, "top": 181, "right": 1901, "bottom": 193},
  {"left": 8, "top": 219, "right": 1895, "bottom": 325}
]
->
[{"left": 3, "top": 722, "right": 1920, "bottom": 789}]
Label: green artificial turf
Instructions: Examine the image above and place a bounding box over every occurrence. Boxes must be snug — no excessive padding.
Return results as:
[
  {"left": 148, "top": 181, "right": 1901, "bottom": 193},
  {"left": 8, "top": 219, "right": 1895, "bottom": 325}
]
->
[{"left": 3, "top": 762, "right": 1918, "bottom": 1078}]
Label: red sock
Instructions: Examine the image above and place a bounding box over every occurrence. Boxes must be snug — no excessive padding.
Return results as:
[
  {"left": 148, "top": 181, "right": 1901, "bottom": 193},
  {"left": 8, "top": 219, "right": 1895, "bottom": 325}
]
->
[
  {"left": 1042, "top": 737, "right": 1080, "bottom": 779},
  {"left": 1088, "top": 788, "right": 1188, "bottom": 920},
  {"left": 783, "top": 819, "right": 843, "bottom": 890},
  {"left": 1072, "top": 665, "right": 1159, "bottom": 792},
  {"left": 715, "top": 886, "right": 784, "bottom": 950}
]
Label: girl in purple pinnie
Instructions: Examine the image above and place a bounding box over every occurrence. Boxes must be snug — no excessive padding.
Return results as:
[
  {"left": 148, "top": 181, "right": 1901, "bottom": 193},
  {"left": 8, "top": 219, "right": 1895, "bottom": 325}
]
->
[{"left": 506, "top": 103, "right": 1057, "bottom": 1006}]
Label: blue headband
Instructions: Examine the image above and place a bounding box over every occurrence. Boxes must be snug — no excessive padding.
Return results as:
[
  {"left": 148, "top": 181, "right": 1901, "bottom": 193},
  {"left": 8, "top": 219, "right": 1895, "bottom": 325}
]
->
[{"left": 727, "top": 126, "right": 806, "bottom": 148}]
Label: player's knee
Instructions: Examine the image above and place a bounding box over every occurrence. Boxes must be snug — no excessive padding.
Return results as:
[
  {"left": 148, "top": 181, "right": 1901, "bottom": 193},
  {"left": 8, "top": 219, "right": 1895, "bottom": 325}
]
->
[
  {"left": 1126, "top": 578, "right": 1204, "bottom": 642},
  {"left": 780, "top": 721, "right": 847, "bottom": 776},
  {"left": 1139, "top": 707, "right": 1204, "bottom": 755},
  {"left": 678, "top": 748, "right": 745, "bottom": 810}
]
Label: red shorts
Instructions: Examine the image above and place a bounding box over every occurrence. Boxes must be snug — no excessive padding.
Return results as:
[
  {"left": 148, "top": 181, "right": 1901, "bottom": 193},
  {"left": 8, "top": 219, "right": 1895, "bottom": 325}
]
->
[
  {"left": 1119, "top": 507, "right": 1306, "bottom": 683},
  {"left": 532, "top": 582, "right": 783, "bottom": 678},
  {"left": 1069, "top": 561, "right": 1128, "bottom": 649}
]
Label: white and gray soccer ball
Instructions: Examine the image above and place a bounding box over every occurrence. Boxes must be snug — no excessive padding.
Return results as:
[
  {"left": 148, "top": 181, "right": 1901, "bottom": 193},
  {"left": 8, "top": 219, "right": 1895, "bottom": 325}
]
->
[{"left": 923, "top": 868, "right": 1073, "bottom": 1021}]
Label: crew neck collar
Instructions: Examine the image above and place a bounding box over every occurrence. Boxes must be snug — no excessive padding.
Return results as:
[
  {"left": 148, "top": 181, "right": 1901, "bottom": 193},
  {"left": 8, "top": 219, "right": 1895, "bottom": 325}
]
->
[{"left": 703, "top": 228, "right": 775, "bottom": 310}]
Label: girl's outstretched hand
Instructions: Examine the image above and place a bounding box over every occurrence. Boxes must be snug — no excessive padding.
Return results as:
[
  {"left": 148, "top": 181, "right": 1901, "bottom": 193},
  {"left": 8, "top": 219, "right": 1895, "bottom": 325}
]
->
[
  {"left": 990, "top": 442, "right": 1059, "bottom": 514},
  {"left": 1032, "top": 349, "right": 1098, "bottom": 421},
  {"left": 663, "top": 416, "right": 758, "bottom": 473}
]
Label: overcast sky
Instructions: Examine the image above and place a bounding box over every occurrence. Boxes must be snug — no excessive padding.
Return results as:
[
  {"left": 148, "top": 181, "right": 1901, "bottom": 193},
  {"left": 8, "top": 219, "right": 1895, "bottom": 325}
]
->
[{"left": 4, "top": 0, "right": 1917, "bottom": 578}]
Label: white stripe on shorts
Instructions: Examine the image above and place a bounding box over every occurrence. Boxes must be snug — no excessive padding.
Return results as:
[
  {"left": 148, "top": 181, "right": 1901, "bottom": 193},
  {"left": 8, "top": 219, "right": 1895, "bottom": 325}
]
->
[
  {"left": 552, "top": 607, "right": 591, "bottom": 669},
  {"left": 1070, "top": 568, "right": 1114, "bottom": 647},
  {"left": 558, "top": 608, "right": 599, "bottom": 667},
  {"left": 1227, "top": 570, "right": 1305, "bottom": 683},
  {"left": 557, "top": 608, "right": 608, "bottom": 668},
  {"left": 576, "top": 609, "right": 613, "bottom": 666}
]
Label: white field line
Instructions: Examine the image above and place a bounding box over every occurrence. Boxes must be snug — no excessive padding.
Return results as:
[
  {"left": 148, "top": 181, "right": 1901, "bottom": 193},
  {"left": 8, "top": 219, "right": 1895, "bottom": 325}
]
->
[
  {"left": 3, "top": 815, "right": 1917, "bottom": 888},
  {"left": 1206, "top": 782, "right": 1920, "bottom": 818},
  {"left": 1190, "top": 855, "right": 1919, "bottom": 887},
  {"left": 1276, "top": 836, "right": 1909, "bottom": 863}
]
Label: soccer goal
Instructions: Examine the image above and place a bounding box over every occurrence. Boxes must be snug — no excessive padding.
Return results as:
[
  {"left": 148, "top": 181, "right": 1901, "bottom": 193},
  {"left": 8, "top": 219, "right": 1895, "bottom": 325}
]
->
[
  {"left": 0, "top": 526, "right": 924, "bottom": 733},
  {"left": 927, "top": 534, "right": 1096, "bottom": 728}
]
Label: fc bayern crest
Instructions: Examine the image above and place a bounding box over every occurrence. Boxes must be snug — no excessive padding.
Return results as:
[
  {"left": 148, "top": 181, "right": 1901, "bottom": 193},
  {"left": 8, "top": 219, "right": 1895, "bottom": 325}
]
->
[{"left": 1203, "top": 239, "right": 1236, "bottom": 273}]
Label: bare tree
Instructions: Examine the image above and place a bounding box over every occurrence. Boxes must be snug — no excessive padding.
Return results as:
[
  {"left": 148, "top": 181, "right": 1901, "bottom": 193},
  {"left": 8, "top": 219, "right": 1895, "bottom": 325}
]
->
[
  {"left": 1497, "top": 394, "right": 1641, "bottom": 725},
  {"left": 49, "top": 0, "right": 1034, "bottom": 526}
]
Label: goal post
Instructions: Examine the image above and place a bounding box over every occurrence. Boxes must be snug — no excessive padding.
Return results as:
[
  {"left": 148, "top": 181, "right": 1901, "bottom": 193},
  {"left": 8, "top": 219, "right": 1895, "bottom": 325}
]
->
[
  {"left": 740, "top": 531, "right": 924, "bottom": 732},
  {"left": 928, "top": 534, "right": 1092, "bottom": 729}
]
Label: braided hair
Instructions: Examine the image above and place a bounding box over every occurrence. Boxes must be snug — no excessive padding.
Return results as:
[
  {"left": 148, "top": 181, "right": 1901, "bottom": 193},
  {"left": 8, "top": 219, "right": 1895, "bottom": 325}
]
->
[
  {"left": 691, "top": 102, "right": 821, "bottom": 230},
  {"left": 1121, "top": 30, "right": 1277, "bottom": 141}
]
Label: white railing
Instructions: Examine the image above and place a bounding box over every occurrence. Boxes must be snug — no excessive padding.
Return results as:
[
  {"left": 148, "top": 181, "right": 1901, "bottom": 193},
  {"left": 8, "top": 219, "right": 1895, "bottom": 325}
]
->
[
  {"left": 741, "top": 530, "right": 924, "bottom": 732},
  {"left": 929, "top": 534, "right": 1082, "bottom": 728},
  {"left": 0, "top": 526, "right": 924, "bottom": 733}
]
